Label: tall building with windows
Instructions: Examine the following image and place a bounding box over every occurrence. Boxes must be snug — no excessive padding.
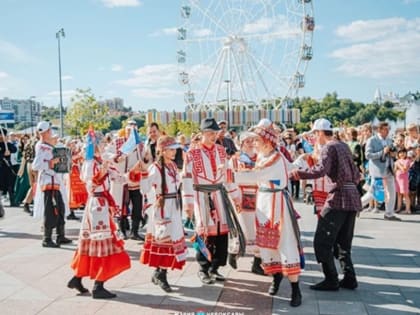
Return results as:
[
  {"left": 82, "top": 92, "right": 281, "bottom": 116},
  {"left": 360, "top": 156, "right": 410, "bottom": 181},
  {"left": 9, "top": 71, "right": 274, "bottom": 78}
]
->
[
  {"left": 98, "top": 97, "right": 124, "bottom": 111},
  {"left": 0, "top": 97, "right": 41, "bottom": 126}
]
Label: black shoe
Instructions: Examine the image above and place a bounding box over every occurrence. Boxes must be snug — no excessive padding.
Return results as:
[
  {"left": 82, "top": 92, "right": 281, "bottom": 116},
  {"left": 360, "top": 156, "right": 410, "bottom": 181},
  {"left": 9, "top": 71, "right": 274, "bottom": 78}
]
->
[
  {"left": 198, "top": 271, "right": 215, "bottom": 284},
  {"left": 57, "top": 237, "right": 72, "bottom": 245},
  {"left": 153, "top": 270, "right": 172, "bottom": 293},
  {"left": 66, "top": 212, "right": 78, "bottom": 220},
  {"left": 251, "top": 257, "right": 265, "bottom": 275},
  {"left": 42, "top": 240, "right": 59, "bottom": 248},
  {"left": 141, "top": 215, "right": 148, "bottom": 228},
  {"left": 23, "top": 203, "right": 31, "bottom": 213},
  {"left": 92, "top": 287, "right": 117, "bottom": 299},
  {"left": 130, "top": 233, "right": 144, "bottom": 241},
  {"left": 268, "top": 273, "right": 283, "bottom": 295},
  {"left": 290, "top": 282, "right": 302, "bottom": 307},
  {"left": 384, "top": 215, "right": 402, "bottom": 221},
  {"left": 228, "top": 253, "right": 237, "bottom": 269},
  {"left": 310, "top": 279, "right": 339, "bottom": 291},
  {"left": 67, "top": 276, "right": 89, "bottom": 294},
  {"left": 339, "top": 277, "right": 358, "bottom": 290},
  {"left": 209, "top": 270, "right": 225, "bottom": 282}
]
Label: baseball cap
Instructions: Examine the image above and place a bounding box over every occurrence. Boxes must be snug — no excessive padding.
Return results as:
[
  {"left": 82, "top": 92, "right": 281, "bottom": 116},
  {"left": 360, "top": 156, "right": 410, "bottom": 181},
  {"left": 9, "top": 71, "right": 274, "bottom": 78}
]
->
[
  {"left": 37, "top": 121, "right": 51, "bottom": 133},
  {"left": 311, "top": 118, "right": 333, "bottom": 132}
]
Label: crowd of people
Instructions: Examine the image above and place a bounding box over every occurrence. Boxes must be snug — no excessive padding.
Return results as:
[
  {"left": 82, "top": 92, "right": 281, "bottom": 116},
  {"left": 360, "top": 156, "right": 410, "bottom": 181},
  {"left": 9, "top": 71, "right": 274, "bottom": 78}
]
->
[{"left": 0, "top": 116, "right": 419, "bottom": 307}]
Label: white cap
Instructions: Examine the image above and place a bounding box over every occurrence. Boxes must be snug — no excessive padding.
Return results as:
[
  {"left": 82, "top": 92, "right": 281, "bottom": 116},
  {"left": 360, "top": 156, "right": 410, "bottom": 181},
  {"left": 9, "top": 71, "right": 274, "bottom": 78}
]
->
[
  {"left": 311, "top": 118, "right": 333, "bottom": 132},
  {"left": 37, "top": 121, "right": 51, "bottom": 133},
  {"left": 127, "top": 120, "right": 137, "bottom": 126},
  {"left": 240, "top": 131, "right": 257, "bottom": 143}
]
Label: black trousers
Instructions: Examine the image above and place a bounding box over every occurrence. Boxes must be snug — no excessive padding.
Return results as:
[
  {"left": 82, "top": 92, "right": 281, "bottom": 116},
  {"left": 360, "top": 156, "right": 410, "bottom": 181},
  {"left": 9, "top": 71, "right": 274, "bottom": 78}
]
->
[
  {"left": 196, "top": 234, "right": 228, "bottom": 273},
  {"left": 43, "top": 190, "right": 65, "bottom": 240},
  {"left": 314, "top": 209, "right": 357, "bottom": 279},
  {"left": 128, "top": 189, "right": 144, "bottom": 231}
]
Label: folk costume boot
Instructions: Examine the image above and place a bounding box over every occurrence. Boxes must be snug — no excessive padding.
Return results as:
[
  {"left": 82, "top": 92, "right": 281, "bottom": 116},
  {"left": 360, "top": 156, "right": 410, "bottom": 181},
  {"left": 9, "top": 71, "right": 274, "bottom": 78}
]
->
[
  {"left": 339, "top": 274, "right": 358, "bottom": 290},
  {"left": 310, "top": 262, "right": 339, "bottom": 291},
  {"left": 67, "top": 276, "right": 89, "bottom": 294},
  {"left": 56, "top": 224, "right": 72, "bottom": 245},
  {"left": 42, "top": 228, "right": 59, "bottom": 248},
  {"left": 268, "top": 273, "right": 283, "bottom": 295},
  {"left": 228, "top": 253, "right": 238, "bottom": 269},
  {"left": 118, "top": 217, "right": 129, "bottom": 240},
  {"left": 155, "top": 269, "right": 172, "bottom": 293},
  {"left": 251, "top": 256, "right": 265, "bottom": 275},
  {"left": 92, "top": 281, "right": 117, "bottom": 299},
  {"left": 130, "top": 219, "right": 144, "bottom": 241},
  {"left": 290, "top": 281, "right": 302, "bottom": 307}
]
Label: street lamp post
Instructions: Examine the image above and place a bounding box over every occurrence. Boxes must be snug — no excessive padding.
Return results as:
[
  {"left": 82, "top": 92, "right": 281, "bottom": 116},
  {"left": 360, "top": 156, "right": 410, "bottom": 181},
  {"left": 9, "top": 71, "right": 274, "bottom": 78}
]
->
[
  {"left": 29, "top": 96, "right": 36, "bottom": 135},
  {"left": 56, "top": 28, "right": 65, "bottom": 137},
  {"left": 225, "top": 80, "right": 231, "bottom": 127}
]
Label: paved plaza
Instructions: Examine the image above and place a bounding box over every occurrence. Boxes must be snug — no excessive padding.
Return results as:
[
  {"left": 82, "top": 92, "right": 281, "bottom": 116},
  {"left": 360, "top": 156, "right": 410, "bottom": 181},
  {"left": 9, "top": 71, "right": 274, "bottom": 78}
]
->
[{"left": 0, "top": 201, "right": 419, "bottom": 315}]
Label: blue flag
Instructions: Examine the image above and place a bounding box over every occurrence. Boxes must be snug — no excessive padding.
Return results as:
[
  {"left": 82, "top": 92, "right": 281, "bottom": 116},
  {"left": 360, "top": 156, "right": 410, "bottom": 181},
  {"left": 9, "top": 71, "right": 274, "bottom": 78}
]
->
[
  {"left": 120, "top": 128, "right": 141, "bottom": 155},
  {"left": 85, "top": 126, "right": 95, "bottom": 161}
]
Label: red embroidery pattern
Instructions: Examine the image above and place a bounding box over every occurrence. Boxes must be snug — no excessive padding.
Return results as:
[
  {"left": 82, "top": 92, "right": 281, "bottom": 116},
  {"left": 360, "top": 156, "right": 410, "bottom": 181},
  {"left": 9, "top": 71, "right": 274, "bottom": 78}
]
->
[{"left": 190, "top": 149, "right": 204, "bottom": 175}]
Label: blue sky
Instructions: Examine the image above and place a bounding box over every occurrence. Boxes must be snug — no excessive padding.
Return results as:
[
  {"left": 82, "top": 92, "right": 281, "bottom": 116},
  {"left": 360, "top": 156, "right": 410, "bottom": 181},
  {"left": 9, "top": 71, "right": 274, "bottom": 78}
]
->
[{"left": 0, "top": 0, "right": 419, "bottom": 112}]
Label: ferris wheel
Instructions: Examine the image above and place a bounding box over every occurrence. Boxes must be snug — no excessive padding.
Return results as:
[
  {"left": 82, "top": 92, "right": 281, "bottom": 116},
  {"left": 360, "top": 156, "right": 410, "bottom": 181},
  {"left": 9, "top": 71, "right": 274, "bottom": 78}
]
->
[{"left": 177, "top": 0, "right": 315, "bottom": 112}]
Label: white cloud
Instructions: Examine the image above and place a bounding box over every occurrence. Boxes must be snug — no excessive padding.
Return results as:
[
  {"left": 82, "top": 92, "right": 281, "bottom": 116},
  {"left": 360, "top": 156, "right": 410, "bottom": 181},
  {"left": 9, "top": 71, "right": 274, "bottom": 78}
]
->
[
  {"left": 149, "top": 27, "right": 178, "bottom": 37},
  {"left": 192, "top": 28, "right": 213, "bottom": 38},
  {"left": 101, "top": 0, "right": 142, "bottom": 8},
  {"left": 335, "top": 18, "right": 410, "bottom": 42},
  {"left": 331, "top": 17, "right": 420, "bottom": 78},
  {"left": 0, "top": 40, "right": 34, "bottom": 63},
  {"left": 46, "top": 89, "right": 77, "bottom": 99},
  {"left": 243, "top": 17, "right": 275, "bottom": 34},
  {"left": 132, "top": 88, "right": 183, "bottom": 99},
  {"left": 118, "top": 64, "right": 178, "bottom": 87},
  {"left": 111, "top": 64, "right": 123, "bottom": 72},
  {"left": 61, "top": 75, "right": 73, "bottom": 81},
  {"left": 0, "top": 71, "right": 9, "bottom": 79},
  {"left": 117, "top": 64, "right": 181, "bottom": 100}
]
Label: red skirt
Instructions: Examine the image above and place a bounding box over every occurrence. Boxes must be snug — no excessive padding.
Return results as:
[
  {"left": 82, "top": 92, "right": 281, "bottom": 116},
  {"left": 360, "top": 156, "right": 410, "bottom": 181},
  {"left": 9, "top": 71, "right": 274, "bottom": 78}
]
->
[
  {"left": 140, "top": 233, "right": 186, "bottom": 270},
  {"left": 71, "top": 218, "right": 130, "bottom": 281}
]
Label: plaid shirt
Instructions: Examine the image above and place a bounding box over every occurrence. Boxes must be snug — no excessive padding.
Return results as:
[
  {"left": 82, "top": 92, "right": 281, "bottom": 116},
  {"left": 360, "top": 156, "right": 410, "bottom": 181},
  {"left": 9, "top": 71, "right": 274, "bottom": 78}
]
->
[{"left": 296, "top": 140, "right": 362, "bottom": 212}]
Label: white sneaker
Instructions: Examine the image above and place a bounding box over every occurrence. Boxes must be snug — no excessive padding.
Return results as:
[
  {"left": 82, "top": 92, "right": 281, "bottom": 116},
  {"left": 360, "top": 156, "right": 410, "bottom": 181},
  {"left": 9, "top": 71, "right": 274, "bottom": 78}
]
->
[
  {"left": 365, "top": 207, "right": 374, "bottom": 212},
  {"left": 372, "top": 208, "right": 381, "bottom": 213}
]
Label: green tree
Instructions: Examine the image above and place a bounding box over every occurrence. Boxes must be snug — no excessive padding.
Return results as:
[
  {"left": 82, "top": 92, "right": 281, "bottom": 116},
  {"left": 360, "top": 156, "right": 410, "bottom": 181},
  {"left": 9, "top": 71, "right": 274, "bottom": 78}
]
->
[
  {"left": 162, "top": 118, "right": 199, "bottom": 137},
  {"left": 65, "top": 88, "right": 110, "bottom": 135}
]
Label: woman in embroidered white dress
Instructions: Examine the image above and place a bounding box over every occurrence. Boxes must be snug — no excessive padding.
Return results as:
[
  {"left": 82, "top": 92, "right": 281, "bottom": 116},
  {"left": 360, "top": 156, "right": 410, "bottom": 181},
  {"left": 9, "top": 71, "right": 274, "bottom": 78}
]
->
[
  {"left": 139, "top": 136, "right": 187, "bottom": 293},
  {"left": 235, "top": 119, "right": 303, "bottom": 307},
  {"left": 68, "top": 130, "right": 131, "bottom": 299}
]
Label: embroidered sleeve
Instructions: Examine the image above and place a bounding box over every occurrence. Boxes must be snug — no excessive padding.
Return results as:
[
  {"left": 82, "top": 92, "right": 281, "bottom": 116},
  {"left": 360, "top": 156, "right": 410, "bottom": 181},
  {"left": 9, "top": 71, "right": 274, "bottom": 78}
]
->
[{"left": 182, "top": 152, "right": 194, "bottom": 209}]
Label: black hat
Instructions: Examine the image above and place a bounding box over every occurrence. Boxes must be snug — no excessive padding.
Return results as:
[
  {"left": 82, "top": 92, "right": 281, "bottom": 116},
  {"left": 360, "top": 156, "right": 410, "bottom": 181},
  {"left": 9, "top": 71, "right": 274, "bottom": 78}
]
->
[
  {"left": 200, "top": 118, "right": 221, "bottom": 131},
  {"left": 0, "top": 127, "right": 7, "bottom": 136}
]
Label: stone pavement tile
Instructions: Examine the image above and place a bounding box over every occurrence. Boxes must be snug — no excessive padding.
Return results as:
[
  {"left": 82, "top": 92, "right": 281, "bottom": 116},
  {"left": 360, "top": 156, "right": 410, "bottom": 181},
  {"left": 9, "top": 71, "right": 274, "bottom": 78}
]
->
[
  {"left": 98, "top": 302, "right": 196, "bottom": 315},
  {"left": 364, "top": 303, "right": 420, "bottom": 315},
  {"left": 214, "top": 268, "right": 271, "bottom": 314},
  {"left": 400, "top": 290, "right": 420, "bottom": 308},
  {"left": 318, "top": 300, "right": 367, "bottom": 315},
  {"left": 354, "top": 267, "right": 390, "bottom": 280},
  {"left": 313, "top": 289, "right": 359, "bottom": 302},
  {"left": 0, "top": 271, "right": 25, "bottom": 300},
  {"left": 375, "top": 255, "right": 416, "bottom": 267},
  {"left": 0, "top": 300, "right": 52, "bottom": 315},
  {"left": 114, "top": 284, "right": 167, "bottom": 305},
  {"left": 36, "top": 299, "right": 105, "bottom": 315},
  {"left": 357, "top": 289, "right": 417, "bottom": 314},
  {"left": 272, "top": 281, "right": 318, "bottom": 315}
]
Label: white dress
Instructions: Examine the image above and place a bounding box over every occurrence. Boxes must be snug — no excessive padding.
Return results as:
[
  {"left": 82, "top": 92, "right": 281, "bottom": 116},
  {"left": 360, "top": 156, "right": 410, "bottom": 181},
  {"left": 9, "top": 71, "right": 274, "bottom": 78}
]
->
[{"left": 235, "top": 151, "right": 302, "bottom": 276}]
